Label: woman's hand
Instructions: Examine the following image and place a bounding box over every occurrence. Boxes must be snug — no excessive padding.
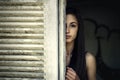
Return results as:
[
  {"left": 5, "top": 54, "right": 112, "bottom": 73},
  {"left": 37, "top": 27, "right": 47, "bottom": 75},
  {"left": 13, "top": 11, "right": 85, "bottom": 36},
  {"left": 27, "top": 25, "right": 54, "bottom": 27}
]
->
[{"left": 66, "top": 67, "right": 80, "bottom": 80}]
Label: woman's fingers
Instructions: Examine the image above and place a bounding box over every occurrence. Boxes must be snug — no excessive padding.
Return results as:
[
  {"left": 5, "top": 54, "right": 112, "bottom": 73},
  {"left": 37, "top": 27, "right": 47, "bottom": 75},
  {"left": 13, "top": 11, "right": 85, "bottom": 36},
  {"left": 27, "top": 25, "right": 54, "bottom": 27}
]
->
[
  {"left": 67, "top": 67, "right": 76, "bottom": 75},
  {"left": 66, "top": 69, "right": 75, "bottom": 79},
  {"left": 66, "top": 67, "right": 80, "bottom": 80},
  {"left": 66, "top": 74, "right": 72, "bottom": 80},
  {"left": 67, "top": 67, "right": 76, "bottom": 72}
]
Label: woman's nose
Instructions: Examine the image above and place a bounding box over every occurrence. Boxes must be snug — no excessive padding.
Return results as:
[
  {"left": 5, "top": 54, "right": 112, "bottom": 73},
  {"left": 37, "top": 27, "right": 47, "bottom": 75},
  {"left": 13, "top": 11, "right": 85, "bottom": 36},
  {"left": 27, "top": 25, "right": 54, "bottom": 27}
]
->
[{"left": 66, "top": 27, "right": 70, "bottom": 34}]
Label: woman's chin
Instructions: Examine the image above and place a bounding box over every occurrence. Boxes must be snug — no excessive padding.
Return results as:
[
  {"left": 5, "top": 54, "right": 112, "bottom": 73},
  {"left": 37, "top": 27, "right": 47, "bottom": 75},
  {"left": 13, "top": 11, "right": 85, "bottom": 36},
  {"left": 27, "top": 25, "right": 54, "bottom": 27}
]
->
[{"left": 66, "top": 39, "right": 72, "bottom": 43}]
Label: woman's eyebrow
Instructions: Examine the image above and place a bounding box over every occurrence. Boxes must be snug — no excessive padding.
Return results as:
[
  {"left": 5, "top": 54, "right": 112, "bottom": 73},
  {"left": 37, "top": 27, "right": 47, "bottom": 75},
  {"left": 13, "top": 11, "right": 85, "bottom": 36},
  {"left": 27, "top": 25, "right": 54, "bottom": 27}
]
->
[{"left": 70, "top": 22, "right": 78, "bottom": 24}]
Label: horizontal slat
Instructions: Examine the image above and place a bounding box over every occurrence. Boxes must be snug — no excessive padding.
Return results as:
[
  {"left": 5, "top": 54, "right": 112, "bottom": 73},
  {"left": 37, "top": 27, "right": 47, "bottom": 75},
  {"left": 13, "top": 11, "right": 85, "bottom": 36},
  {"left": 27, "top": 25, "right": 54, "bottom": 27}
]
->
[
  {"left": 0, "top": 50, "right": 44, "bottom": 55},
  {"left": 0, "top": 11, "right": 44, "bottom": 13},
  {"left": 0, "top": 14, "right": 43, "bottom": 17},
  {"left": 0, "top": 25, "right": 44, "bottom": 28},
  {"left": 0, "top": 78, "right": 45, "bottom": 80},
  {"left": 0, "top": 11, "right": 44, "bottom": 17},
  {"left": 0, "top": 2, "right": 43, "bottom": 6},
  {"left": 0, "top": 28, "right": 44, "bottom": 34},
  {"left": 0, "top": 61, "right": 44, "bottom": 67},
  {"left": 0, "top": 0, "right": 44, "bottom": 2},
  {"left": 0, "top": 22, "right": 44, "bottom": 26},
  {"left": 0, "top": 66, "right": 44, "bottom": 72},
  {"left": 0, "top": 33, "right": 44, "bottom": 39},
  {"left": 0, "top": 55, "right": 44, "bottom": 61},
  {"left": 0, "top": 72, "right": 44, "bottom": 78},
  {"left": 0, "top": 44, "right": 44, "bottom": 50},
  {"left": 0, "top": 17, "right": 44, "bottom": 22},
  {"left": 0, "top": 6, "right": 44, "bottom": 11},
  {"left": 0, "top": 39, "right": 44, "bottom": 44}
]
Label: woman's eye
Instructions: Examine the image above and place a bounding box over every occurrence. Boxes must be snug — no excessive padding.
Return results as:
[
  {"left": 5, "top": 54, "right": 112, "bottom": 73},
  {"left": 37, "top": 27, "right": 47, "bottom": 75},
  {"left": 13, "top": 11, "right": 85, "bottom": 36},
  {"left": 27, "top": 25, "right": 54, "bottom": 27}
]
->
[{"left": 70, "top": 24, "right": 76, "bottom": 27}]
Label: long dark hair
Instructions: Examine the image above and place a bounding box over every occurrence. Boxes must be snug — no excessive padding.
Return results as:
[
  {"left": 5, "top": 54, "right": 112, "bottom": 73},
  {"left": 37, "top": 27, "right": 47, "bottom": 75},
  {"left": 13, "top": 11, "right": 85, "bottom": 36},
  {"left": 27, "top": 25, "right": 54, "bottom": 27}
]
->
[{"left": 66, "top": 7, "right": 88, "bottom": 80}]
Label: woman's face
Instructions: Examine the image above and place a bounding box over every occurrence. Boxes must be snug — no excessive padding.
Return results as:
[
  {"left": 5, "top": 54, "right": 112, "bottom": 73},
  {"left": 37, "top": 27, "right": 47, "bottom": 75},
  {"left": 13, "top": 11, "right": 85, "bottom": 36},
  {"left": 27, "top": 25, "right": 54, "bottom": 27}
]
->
[{"left": 66, "top": 14, "right": 78, "bottom": 43}]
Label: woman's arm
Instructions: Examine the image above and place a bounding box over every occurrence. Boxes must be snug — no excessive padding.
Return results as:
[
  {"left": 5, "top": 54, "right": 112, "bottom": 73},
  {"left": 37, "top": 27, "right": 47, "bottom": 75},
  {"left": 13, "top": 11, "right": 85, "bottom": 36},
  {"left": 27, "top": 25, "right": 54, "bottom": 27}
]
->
[{"left": 86, "top": 52, "right": 96, "bottom": 80}]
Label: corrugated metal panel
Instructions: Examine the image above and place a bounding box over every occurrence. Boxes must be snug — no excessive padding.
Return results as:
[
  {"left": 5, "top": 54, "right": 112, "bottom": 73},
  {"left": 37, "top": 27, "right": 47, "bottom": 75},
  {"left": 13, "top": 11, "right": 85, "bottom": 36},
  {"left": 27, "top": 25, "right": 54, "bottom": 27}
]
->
[{"left": 0, "top": 0, "right": 45, "bottom": 80}]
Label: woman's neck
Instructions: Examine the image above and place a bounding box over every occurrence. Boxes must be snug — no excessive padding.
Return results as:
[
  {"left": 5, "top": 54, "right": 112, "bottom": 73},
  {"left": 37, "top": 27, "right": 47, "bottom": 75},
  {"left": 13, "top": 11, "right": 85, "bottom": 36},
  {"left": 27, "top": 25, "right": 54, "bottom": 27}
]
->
[{"left": 66, "top": 41, "right": 74, "bottom": 56}]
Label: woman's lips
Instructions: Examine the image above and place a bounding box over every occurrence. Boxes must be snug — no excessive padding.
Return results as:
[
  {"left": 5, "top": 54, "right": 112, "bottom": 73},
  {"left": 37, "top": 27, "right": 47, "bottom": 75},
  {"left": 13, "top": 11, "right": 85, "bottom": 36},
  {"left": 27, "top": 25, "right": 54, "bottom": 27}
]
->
[{"left": 66, "top": 35, "right": 71, "bottom": 39}]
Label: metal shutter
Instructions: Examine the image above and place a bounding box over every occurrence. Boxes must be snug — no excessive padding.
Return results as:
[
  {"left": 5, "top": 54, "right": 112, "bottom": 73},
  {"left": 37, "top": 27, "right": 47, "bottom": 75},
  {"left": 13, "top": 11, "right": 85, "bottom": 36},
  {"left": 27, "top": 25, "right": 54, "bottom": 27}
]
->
[{"left": 0, "top": 0, "right": 63, "bottom": 80}]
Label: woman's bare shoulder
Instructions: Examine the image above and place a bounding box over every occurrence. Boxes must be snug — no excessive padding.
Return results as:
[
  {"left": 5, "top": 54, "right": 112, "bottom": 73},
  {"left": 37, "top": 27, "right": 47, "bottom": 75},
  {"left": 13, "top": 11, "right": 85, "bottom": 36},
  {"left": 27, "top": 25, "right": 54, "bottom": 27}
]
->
[
  {"left": 86, "top": 52, "right": 96, "bottom": 64},
  {"left": 85, "top": 52, "right": 96, "bottom": 68},
  {"left": 85, "top": 52, "right": 96, "bottom": 80}
]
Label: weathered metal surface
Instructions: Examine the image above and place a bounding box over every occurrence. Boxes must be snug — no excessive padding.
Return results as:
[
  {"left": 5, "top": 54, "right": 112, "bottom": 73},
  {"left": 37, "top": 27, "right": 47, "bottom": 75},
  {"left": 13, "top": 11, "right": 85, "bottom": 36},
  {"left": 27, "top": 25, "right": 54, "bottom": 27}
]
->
[{"left": 0, "top": 0, "right": 45, "bottom": 79}]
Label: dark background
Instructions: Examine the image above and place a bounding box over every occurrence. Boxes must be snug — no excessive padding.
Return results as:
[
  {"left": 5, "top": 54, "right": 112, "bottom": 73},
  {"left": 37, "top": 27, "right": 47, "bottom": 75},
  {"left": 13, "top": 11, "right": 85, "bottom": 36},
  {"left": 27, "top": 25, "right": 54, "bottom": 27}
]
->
[{"left": 67, "top": 0, "right": 120, "bottom": 80}]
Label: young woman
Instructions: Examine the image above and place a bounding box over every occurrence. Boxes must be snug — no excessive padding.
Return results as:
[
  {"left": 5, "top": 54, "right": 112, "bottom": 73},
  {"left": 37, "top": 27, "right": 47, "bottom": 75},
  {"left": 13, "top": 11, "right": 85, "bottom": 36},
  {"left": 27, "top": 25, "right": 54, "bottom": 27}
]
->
[{"left": 66, "top": 7, "right": 96, "bottom": 80}]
